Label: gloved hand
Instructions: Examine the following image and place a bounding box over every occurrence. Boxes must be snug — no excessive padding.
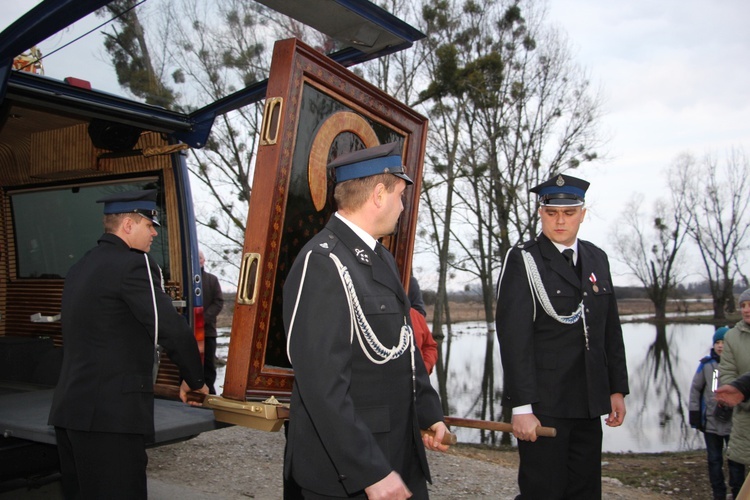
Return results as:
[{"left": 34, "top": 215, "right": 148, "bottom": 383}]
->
[
  {"left": 689, "top": 410, "right": 703, "bottom": 430},
  {"left": 713, "top": 404, "right": 733, "bottom": 422}
]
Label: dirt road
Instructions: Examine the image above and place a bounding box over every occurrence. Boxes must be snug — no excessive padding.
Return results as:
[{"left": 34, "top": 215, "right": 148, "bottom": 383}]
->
[{"left": 147, "top": 425, "right": 667, "bottom": 499}]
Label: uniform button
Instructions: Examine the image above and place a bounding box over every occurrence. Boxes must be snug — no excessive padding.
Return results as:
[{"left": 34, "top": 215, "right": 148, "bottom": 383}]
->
[
  {"left": 380, "top": 304, "right": 386, "bottom": 311},
  {"left": 586, "top": 308, "right": 590, "bottom": 313},
  {"left": 339, "top": 474, "right": 347, "bottom": 481},
  {"left": 583, "top": 292, "right": 588, "bottom": 297},
  {"left": 556, "top": 290, "right": 561, "bottom": 294}
]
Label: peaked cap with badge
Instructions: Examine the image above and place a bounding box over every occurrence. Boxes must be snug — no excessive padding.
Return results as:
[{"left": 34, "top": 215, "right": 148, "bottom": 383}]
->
[
  {"left": 530, "top": 174, "right": 589, "bottom": 207},
  {"left": 96, "top": 188, "right": 160, "bottom": 226},
  {"left": 328, "top": 142, "right": 413, "bottom": 185}
]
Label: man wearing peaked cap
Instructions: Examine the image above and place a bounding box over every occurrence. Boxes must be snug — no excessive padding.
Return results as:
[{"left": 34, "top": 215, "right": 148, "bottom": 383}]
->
[
  {"left": 49, "top": 187, "right": 207, "bottom": 499},
  {"left": 496, "top": 172, "right": 629, "bottom": 498},
  {"left": 97, "top": 188, "right": 161, "bottom": 225},
  {"left": 282, "top": 143, "right": 448, "bottom": 498}
]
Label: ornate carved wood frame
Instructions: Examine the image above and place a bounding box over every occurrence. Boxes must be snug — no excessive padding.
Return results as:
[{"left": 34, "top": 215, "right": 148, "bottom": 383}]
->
[{"left": 223, "top": 38, "right": 427, "bottom": 402}]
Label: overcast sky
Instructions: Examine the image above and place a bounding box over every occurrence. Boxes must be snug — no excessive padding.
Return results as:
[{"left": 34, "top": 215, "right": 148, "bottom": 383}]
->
[
  {"left": 5, "top": 1, "right": 749, "bottom": 288},
  {"left": 545, "top": 0, "right": 750, "bottom": 284}
]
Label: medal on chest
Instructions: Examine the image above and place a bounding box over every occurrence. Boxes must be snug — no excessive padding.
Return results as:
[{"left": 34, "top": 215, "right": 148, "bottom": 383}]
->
[{"left": 589, "top": 272, "right": 599, "bottom": 292}]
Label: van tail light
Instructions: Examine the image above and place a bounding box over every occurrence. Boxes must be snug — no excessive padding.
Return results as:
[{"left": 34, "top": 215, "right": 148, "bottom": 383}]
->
[{"left": 193, "top": 306, "right": 206, "bottom": 362}]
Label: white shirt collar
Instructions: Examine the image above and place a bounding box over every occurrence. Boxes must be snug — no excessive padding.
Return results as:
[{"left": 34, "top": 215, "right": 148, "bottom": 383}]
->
[
  {"left": 335, "top": 212, "right": 378, "bottom": 250},
  {"left": 551, "top": 240, "right": 579, "bottom": 263}
]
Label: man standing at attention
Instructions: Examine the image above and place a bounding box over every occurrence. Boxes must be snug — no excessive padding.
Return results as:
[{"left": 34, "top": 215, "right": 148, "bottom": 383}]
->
[
  {"left": 283, "top": 142, "right": 449, "bottom": 499},
  {"left": 49, "top": 189, "right": 208, "bottom": 499},
  {"left": 495, "top": 174, "right": 629, "bottom": 499},
  {"left": 199, "top": 249, "right": 224, "bottom": 394}
]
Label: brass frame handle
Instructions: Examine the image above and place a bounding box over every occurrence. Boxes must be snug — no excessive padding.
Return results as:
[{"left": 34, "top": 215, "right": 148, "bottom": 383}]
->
[
  {"left": 236, "top": 252, "right": 261, "bottom": 305},
  {"left": 260, "top": 97, "right": 283, "bottom": 145}
]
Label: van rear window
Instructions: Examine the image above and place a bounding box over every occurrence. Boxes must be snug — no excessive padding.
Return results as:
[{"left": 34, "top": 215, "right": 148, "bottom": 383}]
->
[{"left": 10, "top": 180, "right": 170, "bottom": 279}]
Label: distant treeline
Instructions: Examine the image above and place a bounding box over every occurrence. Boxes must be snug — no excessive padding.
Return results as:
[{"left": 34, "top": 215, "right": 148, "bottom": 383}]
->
[
  {"left": 220, "top": 279, "right": 748, "bottom": 309},
  {"left": 421, "top": 280, "right": 750, "bottom": 306}
]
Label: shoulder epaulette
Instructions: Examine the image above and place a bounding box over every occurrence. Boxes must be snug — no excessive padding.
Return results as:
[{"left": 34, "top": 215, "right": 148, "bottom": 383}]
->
[
  {"left": 514, "top": 238, "right": 538, "bottom": 251},
  {"left": 309, "top": 231, "right": 338, "bottom": 256}
]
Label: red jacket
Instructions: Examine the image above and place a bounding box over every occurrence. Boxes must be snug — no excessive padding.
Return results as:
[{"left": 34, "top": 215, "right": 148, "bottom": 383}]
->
[{"left": 410, "top": 308, "right": 438, "bottom": 374}]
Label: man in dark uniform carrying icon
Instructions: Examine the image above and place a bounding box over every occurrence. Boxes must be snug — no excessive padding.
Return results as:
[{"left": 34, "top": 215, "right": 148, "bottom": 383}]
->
[
  {"left": 282, "top": 142, "right": 449, "bottom": 499},
  {"left": 48, "top": 189, "right": 208, "bottom": 500},
  {"left": 495, "top": 174, "right": 629, "bottom": 499}
]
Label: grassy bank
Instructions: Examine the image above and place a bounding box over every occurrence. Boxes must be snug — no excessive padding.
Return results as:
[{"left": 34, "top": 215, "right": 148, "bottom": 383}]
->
[{"left": 451, "top": 444, "right": 714, "bottom": 498}]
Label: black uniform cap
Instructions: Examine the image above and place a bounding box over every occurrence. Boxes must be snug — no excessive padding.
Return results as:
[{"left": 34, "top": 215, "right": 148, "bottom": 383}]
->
[
  {"left": 328, "top": 142, "right": 413, "bottom": 185},
  {"left": 96, "top": 189, "right": 160, "bottom": 226},
  {"left": 530, "top": 174, "right": 589, "bottom": 207}
]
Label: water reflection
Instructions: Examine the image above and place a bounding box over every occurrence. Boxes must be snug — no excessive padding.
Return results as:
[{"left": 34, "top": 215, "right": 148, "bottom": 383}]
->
[
  {"left": 213, "top": 322, "right": 715, "bottom": 453},
  {"left": 610, "top": 322, "right": 707, "bottom": 453},
  {"left": 431, "top": 321, "right": 712, "bottom": 453}
]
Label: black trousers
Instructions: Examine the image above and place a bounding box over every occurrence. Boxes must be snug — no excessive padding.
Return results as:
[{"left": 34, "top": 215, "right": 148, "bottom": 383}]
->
[
  {"left": 55, "top": 427, "right": 147, "bottom": 500},
  {"left": 516, "top": 415, "right": 602, "bottom": 500},
  {"left": 703, "top": 432, "right": 746, "bottom": 498},
  {"left": 204, "top": 335, "right": 217, "bottom": 394}
]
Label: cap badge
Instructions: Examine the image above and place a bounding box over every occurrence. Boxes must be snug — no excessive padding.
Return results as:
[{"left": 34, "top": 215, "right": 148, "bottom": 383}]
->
[
  {"left": 354, "top": 248, "right": 371, "bottom": 265},
  {"left": 319, "top": 242, "right": 329, "bottom": 249},
  {"left": 556, "top": 175, "right": 565, "bottom": 187}
]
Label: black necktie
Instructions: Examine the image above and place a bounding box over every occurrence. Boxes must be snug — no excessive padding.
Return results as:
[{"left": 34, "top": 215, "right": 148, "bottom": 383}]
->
[
  {"left": 562, "top": 248, "right": 575, "bottom": 267},
  {"left": 375, "top": 242, "right": 385, "bottom": 258}
]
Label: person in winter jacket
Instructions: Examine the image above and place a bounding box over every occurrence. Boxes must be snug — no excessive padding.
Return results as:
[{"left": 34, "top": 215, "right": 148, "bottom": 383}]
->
[
  {"left": 720, "top": 288, "right": 750, "bottom": 482},
  {"left": 690, "top": 326, "right": 746, "bottom": 500}
]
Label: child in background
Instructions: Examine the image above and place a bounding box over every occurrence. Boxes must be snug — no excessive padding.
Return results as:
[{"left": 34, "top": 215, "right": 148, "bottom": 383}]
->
[{"left": 689, "top": 326, "right": 745, "bottom": 500}]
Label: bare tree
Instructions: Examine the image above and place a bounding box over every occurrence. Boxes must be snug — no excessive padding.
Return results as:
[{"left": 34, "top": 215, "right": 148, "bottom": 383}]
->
[
  {"left": 360, "top": 0, "right": 428, "bottom": 105},
  {"left": 407, "top": 0, "right": 469, "bottom": 414},
  {"left": 96, "top": 0, "right": 177, "bottom": 108},
  {"left": 96, "top": 0, "right": 309, "bottom": 277},
  {"left": 628, "top": 324, "right": 693, "bottom": 450},
  {"left": 612, "top": 184, "right": 690, "bottom": 319},
  {"left": 161, "top": 0, "right": 271, "bottom": 272},
  {"left": 678, "top": 148, "right": 750, "bottom": 319}
]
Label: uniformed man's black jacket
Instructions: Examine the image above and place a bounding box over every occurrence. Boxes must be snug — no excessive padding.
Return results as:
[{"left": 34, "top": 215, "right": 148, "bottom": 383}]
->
[
  {"left": 496, "top": 234, "right": 629, "bottom": 418},
  {"left": 49, "top": 233, "right": 205, "bottom": 437},
  {"left": 282, "top": 216, "right": 444, "bottom": 496}
]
